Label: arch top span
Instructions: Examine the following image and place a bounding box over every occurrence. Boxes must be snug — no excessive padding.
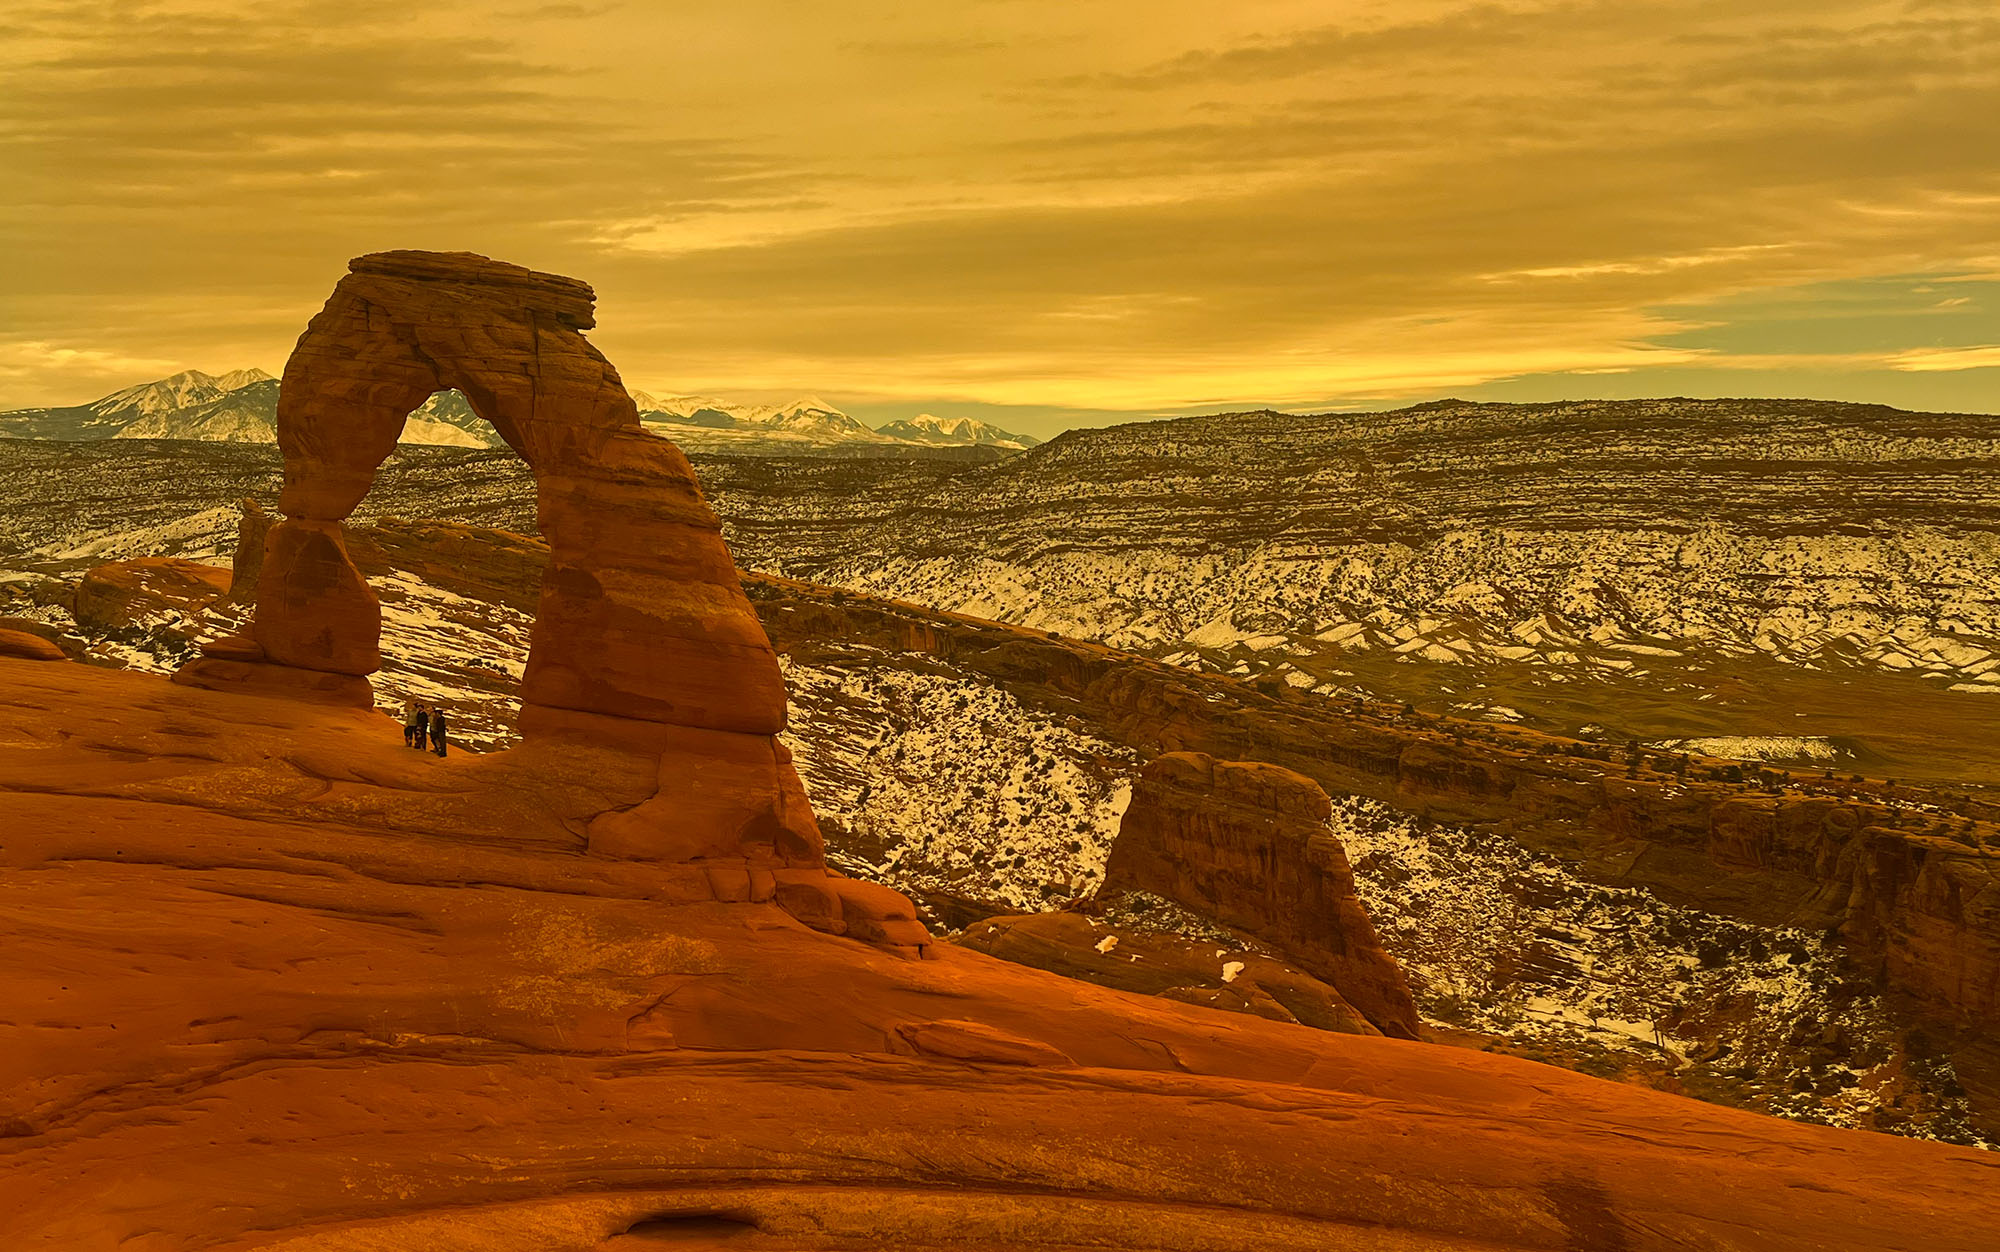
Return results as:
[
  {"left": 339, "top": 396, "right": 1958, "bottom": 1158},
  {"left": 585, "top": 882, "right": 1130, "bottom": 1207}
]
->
[{"left": 236, "top": 249, "right": 789, "bottom": 742}]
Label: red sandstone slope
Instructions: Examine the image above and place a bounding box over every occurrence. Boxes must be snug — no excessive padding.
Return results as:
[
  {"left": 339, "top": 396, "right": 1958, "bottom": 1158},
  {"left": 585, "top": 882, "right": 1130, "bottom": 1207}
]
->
[{"left": 3, "top": 658, "right": 2000, "bottom": 1250}]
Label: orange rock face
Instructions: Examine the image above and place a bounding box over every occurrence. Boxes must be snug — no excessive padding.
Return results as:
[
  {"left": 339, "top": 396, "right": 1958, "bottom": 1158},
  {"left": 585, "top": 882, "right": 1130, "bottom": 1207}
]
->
[
  {"left": 4, "top": 659, "right": 2000, "bottom": 1250},
  {"left": 1101, "top": 752, "right": 1422, "bottom": 1038}
]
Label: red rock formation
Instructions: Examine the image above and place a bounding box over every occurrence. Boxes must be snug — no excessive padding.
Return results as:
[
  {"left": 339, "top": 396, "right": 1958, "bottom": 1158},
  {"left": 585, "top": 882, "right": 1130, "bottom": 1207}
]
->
[
  {"left": 70, "top": 556, "right": 230, "bottom": 635},
  {"left": 3, "top": 658, "right": 1999, "bottom": 1250},
  {"left": 0, "top": 628, "right": 65, "bottom": 661},
  {"left": 177, "top": 252, "right": 855, "bottom": 934},
  {"left": 246, "top": 249, "right": 785, "bottom": 737},
  {"left": 1100, "top": 752, "right": 1421, "bottom": 1038}
]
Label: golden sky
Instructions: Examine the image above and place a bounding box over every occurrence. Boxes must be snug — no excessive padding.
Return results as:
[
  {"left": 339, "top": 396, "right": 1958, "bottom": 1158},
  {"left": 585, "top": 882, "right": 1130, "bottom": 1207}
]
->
[{"left": 3, "top": 0, "right": 1998, "bottom": 433}]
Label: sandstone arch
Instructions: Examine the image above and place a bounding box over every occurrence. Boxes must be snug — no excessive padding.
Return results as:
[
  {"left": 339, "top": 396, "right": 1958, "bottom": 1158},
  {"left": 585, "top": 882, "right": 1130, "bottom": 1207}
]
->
[
  {"left": 252, "top": 250, "right": 786, "bottom": 734},
  {"left": 178, "top": 253, "right": 911, "bottom": 935}
]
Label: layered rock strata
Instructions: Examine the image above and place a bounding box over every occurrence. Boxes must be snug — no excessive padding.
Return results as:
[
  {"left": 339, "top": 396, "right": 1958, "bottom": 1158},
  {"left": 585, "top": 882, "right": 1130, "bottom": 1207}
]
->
[{"left": 1099, "top": 752, "right": 1421, "bottom": 1038}]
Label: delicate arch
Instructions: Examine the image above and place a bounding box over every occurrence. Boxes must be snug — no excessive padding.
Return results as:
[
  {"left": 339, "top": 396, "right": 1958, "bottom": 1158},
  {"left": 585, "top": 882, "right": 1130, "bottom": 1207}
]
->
[{"left": 250, "top": 250, "right": 787, "bottom": 737}]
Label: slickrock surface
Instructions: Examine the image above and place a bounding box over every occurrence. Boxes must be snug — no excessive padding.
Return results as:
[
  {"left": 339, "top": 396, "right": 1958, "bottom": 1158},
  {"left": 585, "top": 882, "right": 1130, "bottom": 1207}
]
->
[
  {"left": 957, "top": 909, "right": 1383, "bottom": 1035},
  {"left": 5, "top": 657, "right": 2000, "bottom": 1250},
  {"left": 1099, "top": 752, "right": 1421, "bottom": 1038}
]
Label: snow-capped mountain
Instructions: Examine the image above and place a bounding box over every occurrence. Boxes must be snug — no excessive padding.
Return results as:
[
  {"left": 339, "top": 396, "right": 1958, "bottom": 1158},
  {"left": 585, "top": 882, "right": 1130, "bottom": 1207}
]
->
[
  {"left": 0, "top": 371, "right": 510, "bottom": 448},
  {"left": 763, "top": 395, "right": 890, "bottom": 442},
  {"left": 399, "top": 389, "right": 506, "bottom": 449},
  {"left": 3, "top": 371, "right": 1036, "bottom": 458},
  {"left": 113, "top": 378, "right": 282, "bottom": 442},
  {"left": 90, "top": 368, "right": 272, "bottom": 421},
  {"left": 631, "top": 393, "right": 776, "bottom": 426},
  {"left": 0, "top": 368, "right": 278, "bottom": 441},
  {"left": 874, "top": 413, "right": 1041, "bottom": 449},
  {"left": 637, "top": 393, "right": 888, "bottom": 442},
  {"left": 212, "top": 368, "right": 272, "bottom": 393}
]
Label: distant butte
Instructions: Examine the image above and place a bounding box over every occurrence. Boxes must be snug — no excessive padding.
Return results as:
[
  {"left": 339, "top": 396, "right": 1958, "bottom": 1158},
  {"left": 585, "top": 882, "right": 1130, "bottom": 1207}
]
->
[{"left": 3, "top": 252, "right": 1998, "bottom": 1249}]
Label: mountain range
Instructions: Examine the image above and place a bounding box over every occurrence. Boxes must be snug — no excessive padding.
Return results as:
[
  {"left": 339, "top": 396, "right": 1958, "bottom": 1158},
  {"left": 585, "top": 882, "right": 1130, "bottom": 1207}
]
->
[{"left": 0, "top": 370, "right": 1042, "bottom": 454}]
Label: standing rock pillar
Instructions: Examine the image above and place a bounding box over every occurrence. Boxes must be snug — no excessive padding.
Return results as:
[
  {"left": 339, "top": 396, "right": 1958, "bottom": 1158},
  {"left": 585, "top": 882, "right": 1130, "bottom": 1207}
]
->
[{"left": 251, "top": 520, "right": 381, "bottom": 676}]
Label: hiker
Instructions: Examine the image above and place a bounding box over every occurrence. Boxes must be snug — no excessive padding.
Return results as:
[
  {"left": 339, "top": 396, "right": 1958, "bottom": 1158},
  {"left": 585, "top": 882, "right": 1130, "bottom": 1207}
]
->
[
  {"left": 404, "top": 702, "right": 426, "bottom": 748},
  {"left": 429, "top": 709, "right": 449, "bottom": 757}
]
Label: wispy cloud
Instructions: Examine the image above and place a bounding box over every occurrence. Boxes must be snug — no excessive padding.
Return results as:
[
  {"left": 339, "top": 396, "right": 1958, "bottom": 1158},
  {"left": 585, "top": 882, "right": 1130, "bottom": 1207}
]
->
[
  {"left": 0, "top": 0, "right": 1996, "bottom": 418},
  {"left": 1887, "top": 345, "right": 2000, "bottom": 372}
]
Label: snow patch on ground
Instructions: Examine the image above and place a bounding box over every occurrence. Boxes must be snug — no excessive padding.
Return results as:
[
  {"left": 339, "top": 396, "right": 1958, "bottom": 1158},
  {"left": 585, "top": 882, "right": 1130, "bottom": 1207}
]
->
[
  {"left": 779, "top": 659, "right": 1137, "bottom": 911},
  {"left": 1667, "top": 736, "right": 1841, "bottom": 763},
  {"left": 1332, "top": 794, "right": 1985, "bottom": 1144}
]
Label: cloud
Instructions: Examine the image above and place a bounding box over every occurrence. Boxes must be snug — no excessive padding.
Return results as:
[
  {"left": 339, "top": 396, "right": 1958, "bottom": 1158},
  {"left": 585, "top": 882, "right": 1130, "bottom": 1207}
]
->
[
  {"left": 0, "top": 0, "right": 1996, "bottom": 417},
  {"left": 1887, "top": 345, "right": 2000, "bottom": 372}
]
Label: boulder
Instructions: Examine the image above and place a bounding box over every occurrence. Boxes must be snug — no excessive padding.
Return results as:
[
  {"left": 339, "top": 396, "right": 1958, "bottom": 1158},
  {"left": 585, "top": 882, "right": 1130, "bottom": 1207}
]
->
[
  {"left": 1100, "top": 752, "right": 1421, "bottom": 1038},
  {"left": 0, "top": 628, "right": 66, "bottom": 661},
  {"left": 71, "top": 557, "right": 230, "bottom": 635}
]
